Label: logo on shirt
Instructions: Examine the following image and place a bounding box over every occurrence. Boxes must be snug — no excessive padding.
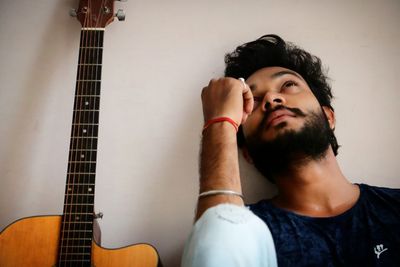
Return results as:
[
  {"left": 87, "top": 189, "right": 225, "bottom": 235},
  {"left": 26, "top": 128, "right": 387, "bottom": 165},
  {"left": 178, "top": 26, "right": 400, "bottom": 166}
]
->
[{"left": 374, "top": 244, "right": 388, "bottom": 259}]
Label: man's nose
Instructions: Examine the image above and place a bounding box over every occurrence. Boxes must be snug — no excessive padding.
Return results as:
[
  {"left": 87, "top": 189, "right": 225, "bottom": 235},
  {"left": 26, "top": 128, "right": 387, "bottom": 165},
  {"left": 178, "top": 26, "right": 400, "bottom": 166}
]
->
[{"left": 262, "top": 92, "right": 286, "bottom": 111}]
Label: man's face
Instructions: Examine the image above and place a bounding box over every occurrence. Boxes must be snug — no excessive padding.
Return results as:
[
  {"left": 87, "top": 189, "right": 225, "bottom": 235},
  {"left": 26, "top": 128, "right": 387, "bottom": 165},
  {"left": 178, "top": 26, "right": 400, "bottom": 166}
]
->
[
  {"left": 242, "top": 66, "right": 327, "bottom": 141},
  {"left": 241, "top": 66, "right": 335, "bottom": 180}
]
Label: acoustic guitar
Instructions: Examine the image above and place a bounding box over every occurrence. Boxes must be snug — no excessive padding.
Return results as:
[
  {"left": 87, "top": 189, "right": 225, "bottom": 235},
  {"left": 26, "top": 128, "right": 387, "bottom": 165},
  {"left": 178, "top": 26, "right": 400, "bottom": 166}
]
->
[{"left": 0, "top": 1, "right": 161, "bottom": 266}]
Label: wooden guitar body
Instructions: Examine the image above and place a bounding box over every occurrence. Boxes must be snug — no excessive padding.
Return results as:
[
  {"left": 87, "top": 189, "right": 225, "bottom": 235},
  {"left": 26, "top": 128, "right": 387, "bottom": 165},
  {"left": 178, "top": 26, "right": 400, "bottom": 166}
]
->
[{"left": 0, "top": 216, "right": 160, "bottom": 267}]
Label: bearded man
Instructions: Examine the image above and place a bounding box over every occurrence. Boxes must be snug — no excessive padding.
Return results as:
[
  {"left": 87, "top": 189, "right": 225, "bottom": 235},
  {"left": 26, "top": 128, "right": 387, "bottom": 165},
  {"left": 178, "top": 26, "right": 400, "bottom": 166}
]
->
[{"left": 182, "top": 34, "right": 400, "bottom": 267}]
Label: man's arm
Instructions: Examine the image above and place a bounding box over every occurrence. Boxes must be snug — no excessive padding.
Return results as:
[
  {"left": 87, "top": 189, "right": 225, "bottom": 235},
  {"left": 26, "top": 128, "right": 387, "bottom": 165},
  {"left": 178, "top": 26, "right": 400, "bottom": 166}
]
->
[{"left": 196, "top": 77, "right": 253, "bottom": 220}]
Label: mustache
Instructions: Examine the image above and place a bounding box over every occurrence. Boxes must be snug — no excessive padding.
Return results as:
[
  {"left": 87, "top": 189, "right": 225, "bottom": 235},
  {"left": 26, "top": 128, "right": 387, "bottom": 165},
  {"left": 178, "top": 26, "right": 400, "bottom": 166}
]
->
[{"left": 260, "top": 105, "right": 306, "bottom": 128}]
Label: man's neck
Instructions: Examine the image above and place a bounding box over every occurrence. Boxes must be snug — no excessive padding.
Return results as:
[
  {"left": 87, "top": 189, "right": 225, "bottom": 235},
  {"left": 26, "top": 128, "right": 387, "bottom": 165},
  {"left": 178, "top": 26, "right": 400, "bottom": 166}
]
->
[{"left": 271, "top": 148, "right": 360, "bottom": 217}]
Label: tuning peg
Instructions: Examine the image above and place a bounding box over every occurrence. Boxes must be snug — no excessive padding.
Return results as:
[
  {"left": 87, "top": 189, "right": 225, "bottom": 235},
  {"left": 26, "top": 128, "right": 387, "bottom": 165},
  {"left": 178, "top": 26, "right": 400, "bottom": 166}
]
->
[
  {"left": 115, "top": 9, "right": 126, "bottom": 21},
  {"left": 69, "top": 8, "right": 77, "bottom": 17}
]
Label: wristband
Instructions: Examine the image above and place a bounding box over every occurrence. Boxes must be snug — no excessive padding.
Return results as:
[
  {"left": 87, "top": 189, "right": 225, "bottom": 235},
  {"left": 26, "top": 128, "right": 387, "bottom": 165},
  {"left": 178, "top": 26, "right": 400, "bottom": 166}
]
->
[{"left": 203, "top": 117, "right": 239, "bottom": 132}]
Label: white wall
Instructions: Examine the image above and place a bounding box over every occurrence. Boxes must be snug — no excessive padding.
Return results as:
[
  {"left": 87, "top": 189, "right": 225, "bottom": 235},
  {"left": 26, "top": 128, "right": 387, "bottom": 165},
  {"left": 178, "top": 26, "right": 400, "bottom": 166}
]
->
[{"left": 0, "top": 0, "right": 399, "bottom": 266}]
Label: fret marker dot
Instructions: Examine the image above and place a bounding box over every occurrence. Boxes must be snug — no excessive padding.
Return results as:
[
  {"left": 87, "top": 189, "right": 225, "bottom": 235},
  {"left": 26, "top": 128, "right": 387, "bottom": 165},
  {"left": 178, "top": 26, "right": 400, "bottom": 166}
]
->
[
  {"left": 85, "top": 101, "right": 89, "bottom": 105},
  {"left": 81, "top": 154, "right": 85, "bottom": 158},
  {"left": 76, "top": 216, "right": 80, "bottom": 221},
  {"left": 83, "top": 129, "right": 87, "bottom": 133},
  {"left": 88, "top": 188, "right": 92, "bottom": 192},
  {"left": 68, "top": 187, "right": 72, "bottom": 191}
]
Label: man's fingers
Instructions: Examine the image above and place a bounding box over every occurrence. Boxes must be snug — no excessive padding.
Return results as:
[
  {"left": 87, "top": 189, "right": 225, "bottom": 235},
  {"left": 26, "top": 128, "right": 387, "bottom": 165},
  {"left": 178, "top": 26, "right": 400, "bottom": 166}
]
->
[{"left": 240, "top": 78, "right": 254, "bottom": 119}]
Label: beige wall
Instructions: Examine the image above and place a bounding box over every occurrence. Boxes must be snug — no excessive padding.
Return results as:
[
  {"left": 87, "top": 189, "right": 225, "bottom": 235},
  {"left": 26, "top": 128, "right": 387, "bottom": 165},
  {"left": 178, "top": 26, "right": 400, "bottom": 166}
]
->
[{"left": 0, "top": 0, "right": 399, "bottom": 266}]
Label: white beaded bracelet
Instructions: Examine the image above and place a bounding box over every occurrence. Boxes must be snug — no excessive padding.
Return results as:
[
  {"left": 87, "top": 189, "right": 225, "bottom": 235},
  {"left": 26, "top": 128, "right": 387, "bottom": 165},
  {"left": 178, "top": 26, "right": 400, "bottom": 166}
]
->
[{"left": 199, "top": 189, "right": 244, "bottom": 200}]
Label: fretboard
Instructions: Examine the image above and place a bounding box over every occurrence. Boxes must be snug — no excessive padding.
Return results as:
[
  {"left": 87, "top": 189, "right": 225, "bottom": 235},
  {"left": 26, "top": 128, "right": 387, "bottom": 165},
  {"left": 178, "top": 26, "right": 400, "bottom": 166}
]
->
[{"left": 58, "top": 28, "right": 104, "bottom": 267}]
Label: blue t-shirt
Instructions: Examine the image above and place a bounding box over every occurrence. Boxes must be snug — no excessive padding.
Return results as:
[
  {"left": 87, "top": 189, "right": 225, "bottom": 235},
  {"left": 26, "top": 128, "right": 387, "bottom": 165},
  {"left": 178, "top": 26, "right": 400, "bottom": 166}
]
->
[{"left": 249, "top": 184, "right": 400, "bottom": 266}]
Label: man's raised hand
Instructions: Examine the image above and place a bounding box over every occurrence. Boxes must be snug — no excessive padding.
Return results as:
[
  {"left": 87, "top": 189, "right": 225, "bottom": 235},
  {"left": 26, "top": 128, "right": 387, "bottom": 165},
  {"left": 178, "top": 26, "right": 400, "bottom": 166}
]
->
[{"left": 201, "top": 77, "right": 254, "bottom": 126}]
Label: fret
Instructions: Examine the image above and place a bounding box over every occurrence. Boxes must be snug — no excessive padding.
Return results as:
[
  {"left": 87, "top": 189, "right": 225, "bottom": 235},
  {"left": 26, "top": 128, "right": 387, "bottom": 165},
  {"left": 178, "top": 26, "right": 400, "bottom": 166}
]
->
[
  {"left": 78, "top": 47, "right": 103, "bottom": 64},
  {"left": 80, "top": 30, "right": 104, "bottom": 46},
  {"left": 73, "top": 109, "right": 99, "bottom": 112},
  {"left": 59, "top": 248, "right": 92, "bottom": 256},
  {"left": 75, "top": 79, "right": 101, "bottom": 96},
  {"left": 71, "top": 111, "right": 99, "bottom": 124},
  {"left": 65, "top": 183, "right": 95, "bottom": 193},
  {"left": 80, "top": 47, "right": 103, "bottom": 49},
  {"left": 74, "top": 94, "right": 100, "bottom": 97},
  {"left": 71, "top": 140, "right": 98, "bottom": 149},
  {"left": 62, "top": 206, "right": 94, "bottom": 215},
  {"left": 63, "top": 212, "right": 93, "bottom": 219},
  {"left": 78, "top": 63, "right": 102, "bottom": 66},
  {"left": 70, "top": 149, "right": 97, "bottom": 151},
  {"left": 65, "top": 185, "right": 95, "bottom": 194},
  {"left": 59, "top": 246, "right": 92, "bottom": 255},
  {"left": 66, "top": 179, "right": 95, "bottom": 189},
  {"left": 62, "top": 213, "right": 94, "bottom": 221},
  {"left": 61, "top": 229, "right": 93, "bottom": 232},
  {"left": 64, "top": 200, "right": 95, "bottom": 207},
  {"left": 70, "top": 136, "right": 98, "bottom": 139},
  {"left": 64, "top": 192, "right": 95, "bottom": 195},
  {"left": 61, "top": 245, "right": 92, "bottom": 248},
  {"left": 68, "top": 150, "right": 97, "bottom": 161},
  {"left": 66, "top": 162, "right": 97, "bottom": 173},
  {"left": 76, "top": 65, "right": 102, "bottom": 80},
  {"left": 59, "top": 253, "right": 91, "bottom": 255},
  {"left": 59, "top": 228, "right": 93, "bottom": 239},
  {"left": 69, "top": 138, "right": 98, "bottom": 150},
  {"left": 73, "top": 96, "right": 100, "bottom": 110},
  {"left": 68, "top": 161, "right": 96, "bottom": 164},
  {"left": 59, "top": 260, "right": 91, "bottom": 264},
  {"left": 67, "top": 173, "right": 95, "bottom": 177},
  {"left": 61, "top": 238, "right": 92, "bottom": 240},
  {"left": 58, "top": 254, "right": 91, "bottom": 263},
  {"left": 72, "top": 123, "right": 98, "bottom": 126},
  {"left": 66, "top": 173, "right": 96, "bottom": 176},
  {"left": 64, "top": 202, "right": 95, "bottom": 206},
  {"left": 62, "top": 221, "right": 93, "bottom": 225}
]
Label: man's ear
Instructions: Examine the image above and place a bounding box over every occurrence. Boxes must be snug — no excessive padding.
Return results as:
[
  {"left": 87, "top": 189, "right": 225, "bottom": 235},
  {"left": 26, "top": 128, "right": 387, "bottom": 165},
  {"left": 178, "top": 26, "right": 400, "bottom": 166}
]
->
[
  {"left": 322, "top": 106, "right": 336, "bottom": 130},
  {"left": 241, "top": 146, "right": 254, "bottom": 164}
]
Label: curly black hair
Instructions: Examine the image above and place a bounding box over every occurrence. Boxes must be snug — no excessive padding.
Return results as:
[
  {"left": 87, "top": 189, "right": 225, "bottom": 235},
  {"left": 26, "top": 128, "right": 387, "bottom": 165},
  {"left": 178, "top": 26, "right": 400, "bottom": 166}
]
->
[{"left": 224, "top": 34, "right": 339, "bottom": 155}]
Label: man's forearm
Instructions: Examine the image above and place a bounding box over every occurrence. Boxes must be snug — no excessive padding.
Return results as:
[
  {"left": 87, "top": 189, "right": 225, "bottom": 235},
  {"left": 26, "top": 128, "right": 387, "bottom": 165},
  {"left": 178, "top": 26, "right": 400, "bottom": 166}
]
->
[{"left": 196, "top": 122, "right": 243, "bottom": 220}]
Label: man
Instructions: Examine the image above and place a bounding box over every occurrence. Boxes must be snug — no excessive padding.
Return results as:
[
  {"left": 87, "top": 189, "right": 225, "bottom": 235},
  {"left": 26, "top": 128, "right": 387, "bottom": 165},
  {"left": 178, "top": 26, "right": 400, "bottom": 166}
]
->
[{"left": 182, "top": 34, "right": 400, "bottom": 266}]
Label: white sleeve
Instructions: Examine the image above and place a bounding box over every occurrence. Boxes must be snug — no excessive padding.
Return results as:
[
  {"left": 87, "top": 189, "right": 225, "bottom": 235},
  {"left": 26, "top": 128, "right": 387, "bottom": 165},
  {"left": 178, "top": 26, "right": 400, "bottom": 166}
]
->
[{"left": 181, "top": 203, "right": 277, "bottom": 267}]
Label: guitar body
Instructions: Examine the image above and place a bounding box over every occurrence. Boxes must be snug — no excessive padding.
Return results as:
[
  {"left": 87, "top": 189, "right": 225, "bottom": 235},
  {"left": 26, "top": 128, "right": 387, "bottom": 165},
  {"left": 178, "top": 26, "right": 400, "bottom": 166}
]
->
[{"left": 0, "top": 216, "right": 160, "bottom": 267}]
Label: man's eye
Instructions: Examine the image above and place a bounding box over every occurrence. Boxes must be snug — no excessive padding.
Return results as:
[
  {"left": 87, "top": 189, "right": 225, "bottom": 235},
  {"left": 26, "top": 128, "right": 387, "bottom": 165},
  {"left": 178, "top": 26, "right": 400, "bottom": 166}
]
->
[
  {"left": 283, "top": 81, "right": 297, "bottom": 87},
  {"left": 281, "top": 81, "right": 298, "bottom": 92}
]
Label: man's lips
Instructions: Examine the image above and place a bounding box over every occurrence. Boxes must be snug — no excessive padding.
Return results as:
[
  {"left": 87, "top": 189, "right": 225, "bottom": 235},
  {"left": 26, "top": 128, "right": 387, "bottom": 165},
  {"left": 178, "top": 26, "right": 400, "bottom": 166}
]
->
[{"left": 265, "top": 109, "right": 297, "bottom": 129}]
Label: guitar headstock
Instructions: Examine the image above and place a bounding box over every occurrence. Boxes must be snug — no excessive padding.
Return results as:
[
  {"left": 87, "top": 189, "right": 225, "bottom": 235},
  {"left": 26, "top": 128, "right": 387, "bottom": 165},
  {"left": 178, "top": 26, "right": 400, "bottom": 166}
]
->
[{"left": 70, "top": 0, "right": 126, "bottom": 28}]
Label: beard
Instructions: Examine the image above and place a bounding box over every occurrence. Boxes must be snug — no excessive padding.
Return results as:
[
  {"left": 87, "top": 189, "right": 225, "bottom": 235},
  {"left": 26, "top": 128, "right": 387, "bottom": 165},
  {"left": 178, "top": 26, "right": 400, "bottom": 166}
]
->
[{"left": 245, "top": 106, "right": 334, "bottom": 183}]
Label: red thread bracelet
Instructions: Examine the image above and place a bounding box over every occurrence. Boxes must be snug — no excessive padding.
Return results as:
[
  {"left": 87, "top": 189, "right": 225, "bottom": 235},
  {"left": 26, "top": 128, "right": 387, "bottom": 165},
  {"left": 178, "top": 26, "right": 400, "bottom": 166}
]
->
[{"left": 203, "top": 117, "right": 239, "bottom": 132}]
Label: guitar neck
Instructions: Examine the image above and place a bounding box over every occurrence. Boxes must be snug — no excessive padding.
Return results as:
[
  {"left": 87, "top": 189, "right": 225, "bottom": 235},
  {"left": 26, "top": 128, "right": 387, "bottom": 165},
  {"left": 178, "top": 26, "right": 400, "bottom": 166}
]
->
[{"left": 58, "top": 28, "right": 104, "bottom": 266}]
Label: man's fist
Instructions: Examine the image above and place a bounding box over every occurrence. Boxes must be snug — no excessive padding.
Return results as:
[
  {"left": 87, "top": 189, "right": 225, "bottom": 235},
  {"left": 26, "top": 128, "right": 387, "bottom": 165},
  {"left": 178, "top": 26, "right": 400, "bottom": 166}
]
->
[{"left": 201, "top": 77, "right": 254, "bottom": 125}]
